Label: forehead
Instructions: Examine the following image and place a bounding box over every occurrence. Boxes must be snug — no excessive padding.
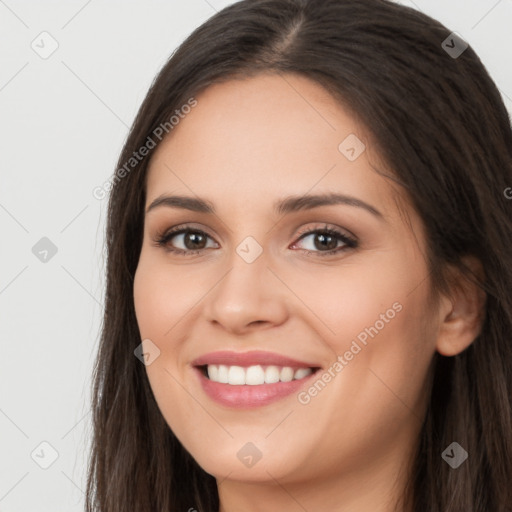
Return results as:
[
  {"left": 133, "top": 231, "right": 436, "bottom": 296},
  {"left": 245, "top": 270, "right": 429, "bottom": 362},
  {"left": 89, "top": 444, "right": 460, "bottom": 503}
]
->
[{"left": 145, "top": 73, "right": 405, "bottom": 224}]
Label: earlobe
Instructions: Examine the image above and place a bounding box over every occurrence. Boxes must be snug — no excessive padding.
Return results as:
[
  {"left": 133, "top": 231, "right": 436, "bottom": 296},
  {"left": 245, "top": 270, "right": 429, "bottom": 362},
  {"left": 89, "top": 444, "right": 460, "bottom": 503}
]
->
[{"left": 435, "top": 256, "right": 487, "bottom": 357}]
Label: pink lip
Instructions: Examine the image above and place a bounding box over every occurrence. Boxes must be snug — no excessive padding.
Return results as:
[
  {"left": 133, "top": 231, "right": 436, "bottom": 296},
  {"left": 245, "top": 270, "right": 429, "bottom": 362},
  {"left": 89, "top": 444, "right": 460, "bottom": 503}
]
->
[
  {"left": 190, "top": 350, "right": 319, "bottom": 369},
  {"left": 190, "top": 350, "right": 321, "bottom": 409}
]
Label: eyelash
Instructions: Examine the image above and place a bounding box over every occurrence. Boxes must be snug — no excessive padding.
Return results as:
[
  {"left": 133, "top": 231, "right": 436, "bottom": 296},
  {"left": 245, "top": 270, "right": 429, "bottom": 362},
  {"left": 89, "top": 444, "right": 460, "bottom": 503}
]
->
[{"left": 153, "top": 223, "right": 358, "bottom": 258}]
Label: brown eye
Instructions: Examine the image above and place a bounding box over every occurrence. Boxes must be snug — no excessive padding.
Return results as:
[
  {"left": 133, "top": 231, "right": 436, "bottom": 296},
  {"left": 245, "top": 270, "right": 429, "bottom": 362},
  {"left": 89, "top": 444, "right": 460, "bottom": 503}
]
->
[
  {"left": 292, "top": 227, "right": 357, "bottom": 257},
  {"left": 155, "top": 227, "right": 218, "bottom": 255},
  {"left": 181, "top": 231, "right": 208, "bottom": 250},
  {"left": 310, "top": 232, "right": 339, "bottom": 251}
]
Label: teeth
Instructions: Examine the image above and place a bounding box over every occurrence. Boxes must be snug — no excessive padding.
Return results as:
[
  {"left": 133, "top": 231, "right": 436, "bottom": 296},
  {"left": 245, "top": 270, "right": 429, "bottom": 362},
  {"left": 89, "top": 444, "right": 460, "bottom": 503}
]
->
[
  {"left": 280, "top": 366, "right": 294, "bottom": 382},
  {"left": 246, "top": 365, "right": 265, "bottom": 385},
  {"left": 206, "top": 364, "right": 313, "bottom": 385},
  {"left": 228, "top": 365, "right": 245, "bottom": 385},
  {"left": 208, "top": 364, "right": 219, "bottom": 381},
  {"left": 293, "top": 368, "right": 312, "bottom": 380},
  {"left": 217, "top": 365, "right": 229, "bottom": 383},
  {"left": 265, "top": 365, "right": 280, "bottom": 384}
]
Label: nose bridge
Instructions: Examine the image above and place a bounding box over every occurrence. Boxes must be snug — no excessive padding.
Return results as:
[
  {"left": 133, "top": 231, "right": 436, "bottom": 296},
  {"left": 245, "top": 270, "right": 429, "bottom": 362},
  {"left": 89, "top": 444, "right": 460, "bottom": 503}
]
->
[
  {"left": 214, "top": 239, "right": 271, "bottom": 305},
  {"left": 204, "top": 238, "right": 288, "bottom": 332}
]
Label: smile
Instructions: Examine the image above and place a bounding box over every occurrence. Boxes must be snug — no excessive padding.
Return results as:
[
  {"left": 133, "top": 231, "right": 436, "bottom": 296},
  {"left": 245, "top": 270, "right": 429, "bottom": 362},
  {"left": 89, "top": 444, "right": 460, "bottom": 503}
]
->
[{"left": 190, "top": 350, "right": 322, "bottom": 408}]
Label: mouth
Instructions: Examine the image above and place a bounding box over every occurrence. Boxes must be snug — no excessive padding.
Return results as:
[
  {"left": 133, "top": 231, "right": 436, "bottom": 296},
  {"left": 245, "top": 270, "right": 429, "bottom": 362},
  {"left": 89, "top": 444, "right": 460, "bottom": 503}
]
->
[{"left": 190, "top": 351, "right": 322, "bottom": 408}]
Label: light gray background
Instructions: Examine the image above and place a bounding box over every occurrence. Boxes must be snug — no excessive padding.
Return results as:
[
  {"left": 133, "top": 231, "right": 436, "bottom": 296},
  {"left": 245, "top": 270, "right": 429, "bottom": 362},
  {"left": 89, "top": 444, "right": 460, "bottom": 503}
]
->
[{"left": 0, "top": 1, "right": 511, "bottom": 510}]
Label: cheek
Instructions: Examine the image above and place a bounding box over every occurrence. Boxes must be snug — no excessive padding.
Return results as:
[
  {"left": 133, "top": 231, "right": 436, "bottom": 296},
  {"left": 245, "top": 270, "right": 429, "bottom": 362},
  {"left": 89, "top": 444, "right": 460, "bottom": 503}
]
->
[
  {"left": 291, "top": 248, "right": 436, "bottom": 398},
  {"left": 133, "top": 255, "right": 198, "bottom": 341},
  {"left": 285, "top": 250, "right": 425, "bottom": 346},
  {"left": 133, "top": 257, "right": 196, "bottom": 432},
  {"left": 322, "top": 260, "right": 435, "bottom": 418}
]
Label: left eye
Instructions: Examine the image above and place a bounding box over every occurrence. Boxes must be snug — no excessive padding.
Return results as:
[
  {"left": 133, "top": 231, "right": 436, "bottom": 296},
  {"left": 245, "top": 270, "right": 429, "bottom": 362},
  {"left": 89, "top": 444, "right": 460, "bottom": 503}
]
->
[{"left": 291, "top": 228, "right": 357, "bottom": 255}]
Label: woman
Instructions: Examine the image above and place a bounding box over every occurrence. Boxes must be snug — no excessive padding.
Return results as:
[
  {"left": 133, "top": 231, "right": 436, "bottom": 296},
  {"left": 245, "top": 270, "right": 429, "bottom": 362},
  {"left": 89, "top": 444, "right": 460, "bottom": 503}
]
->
[{"left": 86, "top": 0, "right": 512, "bottom": 510}]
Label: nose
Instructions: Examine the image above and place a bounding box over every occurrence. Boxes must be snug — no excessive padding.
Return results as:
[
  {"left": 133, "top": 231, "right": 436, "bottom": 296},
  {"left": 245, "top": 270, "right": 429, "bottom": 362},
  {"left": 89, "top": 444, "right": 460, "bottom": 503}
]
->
[{"left": 204, "top": 247, "right": 289, "bottom": 335}]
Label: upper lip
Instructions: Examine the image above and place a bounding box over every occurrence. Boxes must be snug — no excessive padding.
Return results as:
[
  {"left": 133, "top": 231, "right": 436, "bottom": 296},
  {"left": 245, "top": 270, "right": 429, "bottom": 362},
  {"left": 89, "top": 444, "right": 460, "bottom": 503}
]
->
[{"left": 191, "top": 350, "right": 320, "bottom": 369}]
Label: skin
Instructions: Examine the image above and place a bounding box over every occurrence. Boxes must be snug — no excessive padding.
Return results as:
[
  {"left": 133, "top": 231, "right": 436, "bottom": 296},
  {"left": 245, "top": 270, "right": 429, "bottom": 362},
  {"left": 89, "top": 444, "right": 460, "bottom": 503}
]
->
[{"left": 133, "top": 72, "right": 485, "bottom": 512}]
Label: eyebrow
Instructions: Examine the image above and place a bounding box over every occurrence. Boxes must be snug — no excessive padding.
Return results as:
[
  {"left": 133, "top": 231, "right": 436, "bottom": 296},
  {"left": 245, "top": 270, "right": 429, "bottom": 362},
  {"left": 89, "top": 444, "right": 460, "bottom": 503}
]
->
[{"left": 146, "top": 192, "right": 384, "bottom": 219}]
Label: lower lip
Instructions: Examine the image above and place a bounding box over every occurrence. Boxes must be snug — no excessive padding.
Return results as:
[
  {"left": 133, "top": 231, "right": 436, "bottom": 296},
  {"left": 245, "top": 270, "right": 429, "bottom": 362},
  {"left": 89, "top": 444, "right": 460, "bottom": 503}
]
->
[{"left": 194, "top": 367, "right": 317, "bottom": 408}]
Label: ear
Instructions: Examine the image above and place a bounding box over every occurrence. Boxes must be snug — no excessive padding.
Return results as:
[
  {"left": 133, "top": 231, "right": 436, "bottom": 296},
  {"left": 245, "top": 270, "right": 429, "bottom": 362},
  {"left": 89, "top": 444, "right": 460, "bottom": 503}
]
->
[{"left": 435, "top": 256, "right": 487, "bottom": 357}]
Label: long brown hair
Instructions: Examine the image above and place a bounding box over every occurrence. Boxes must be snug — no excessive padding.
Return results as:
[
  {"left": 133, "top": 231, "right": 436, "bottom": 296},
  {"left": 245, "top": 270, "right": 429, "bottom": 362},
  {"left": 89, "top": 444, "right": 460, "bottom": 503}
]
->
[{"left": 86, "top": 1, "right": 512, "bottom": 510}]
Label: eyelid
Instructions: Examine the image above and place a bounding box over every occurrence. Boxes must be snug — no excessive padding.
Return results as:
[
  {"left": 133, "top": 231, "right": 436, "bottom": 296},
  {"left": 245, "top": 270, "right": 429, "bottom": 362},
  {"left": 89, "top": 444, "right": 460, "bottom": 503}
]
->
[{"left": 294, "top": 222, "right": 356, "bottom": 243}]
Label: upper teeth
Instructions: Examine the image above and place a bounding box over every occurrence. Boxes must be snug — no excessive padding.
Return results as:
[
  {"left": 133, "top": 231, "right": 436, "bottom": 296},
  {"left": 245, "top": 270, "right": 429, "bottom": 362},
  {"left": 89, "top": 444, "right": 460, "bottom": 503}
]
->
[{"left": 207, "top": 364, "right": 313, "bottom": 385}]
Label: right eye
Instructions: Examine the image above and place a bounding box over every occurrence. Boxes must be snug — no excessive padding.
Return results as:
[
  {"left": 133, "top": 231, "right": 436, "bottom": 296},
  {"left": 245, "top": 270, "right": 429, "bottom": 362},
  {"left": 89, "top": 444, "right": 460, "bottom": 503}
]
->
[{"left": 154, "top": 226, "right": 219, "bottom": 255}]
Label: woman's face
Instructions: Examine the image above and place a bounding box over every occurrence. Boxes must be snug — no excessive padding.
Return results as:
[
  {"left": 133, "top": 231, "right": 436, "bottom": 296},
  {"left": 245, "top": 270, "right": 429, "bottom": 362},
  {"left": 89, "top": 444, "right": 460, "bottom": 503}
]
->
[{"left": 133, "top": 72, "right": 441, "bottom": 488}]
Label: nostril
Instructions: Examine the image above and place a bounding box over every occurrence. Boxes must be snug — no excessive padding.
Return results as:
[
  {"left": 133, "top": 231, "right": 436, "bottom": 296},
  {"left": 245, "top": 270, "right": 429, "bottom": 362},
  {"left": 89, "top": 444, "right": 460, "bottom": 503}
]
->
[{"left": 249, "top": 320, "right": 267, "bottom": 327}]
